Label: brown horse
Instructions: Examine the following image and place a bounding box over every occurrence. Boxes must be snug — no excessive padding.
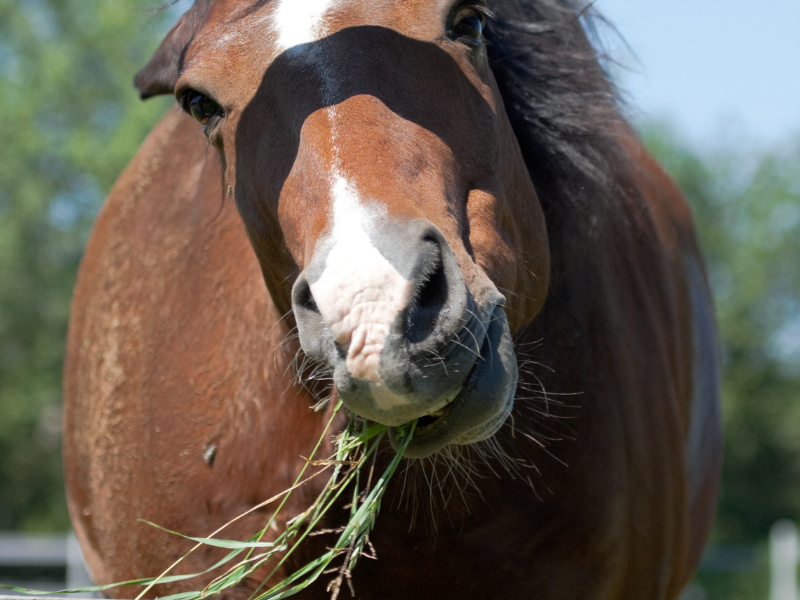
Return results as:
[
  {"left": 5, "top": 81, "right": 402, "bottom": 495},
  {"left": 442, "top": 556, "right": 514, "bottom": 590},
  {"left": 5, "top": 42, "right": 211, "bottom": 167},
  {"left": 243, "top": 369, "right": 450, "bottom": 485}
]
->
[{"left": 63, "top": 0, "right": 722, "bottom": 598}]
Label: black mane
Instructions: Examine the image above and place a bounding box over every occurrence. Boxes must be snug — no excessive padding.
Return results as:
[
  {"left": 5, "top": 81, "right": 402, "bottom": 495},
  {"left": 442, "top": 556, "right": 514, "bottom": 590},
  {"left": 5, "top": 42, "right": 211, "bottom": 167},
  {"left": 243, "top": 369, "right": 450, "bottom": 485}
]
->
[
  {"left": 486, "top": 0, "right": 626, "bottom": 204},
  {"left": 485, "top": 0, "right": 636, "bottom": 350}
]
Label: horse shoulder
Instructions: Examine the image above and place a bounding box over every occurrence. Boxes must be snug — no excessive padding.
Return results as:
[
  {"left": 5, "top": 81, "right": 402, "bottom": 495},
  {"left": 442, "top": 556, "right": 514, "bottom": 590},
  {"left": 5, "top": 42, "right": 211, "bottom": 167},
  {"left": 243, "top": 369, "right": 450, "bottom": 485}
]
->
[{"left": 63, "top": 108, "right": 327, "bottom": 591}]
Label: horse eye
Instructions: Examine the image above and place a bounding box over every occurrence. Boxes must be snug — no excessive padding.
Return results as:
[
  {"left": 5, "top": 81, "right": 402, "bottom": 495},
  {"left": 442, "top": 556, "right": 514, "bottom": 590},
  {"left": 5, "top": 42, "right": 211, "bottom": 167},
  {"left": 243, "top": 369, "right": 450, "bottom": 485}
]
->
[
  {"left": 182, "top": 90, "right": 222, "bottom": 126},
  {"left": 449, "top": 5, "right": 487, "bottom": 45}
]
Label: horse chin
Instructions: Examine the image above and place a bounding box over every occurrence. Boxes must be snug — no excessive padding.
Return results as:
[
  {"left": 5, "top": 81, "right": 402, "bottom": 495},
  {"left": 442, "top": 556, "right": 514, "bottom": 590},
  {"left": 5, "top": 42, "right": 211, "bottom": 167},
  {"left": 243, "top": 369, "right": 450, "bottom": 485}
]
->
[{"left": 387, "top": 306, "right": 518, "bottom": 459}]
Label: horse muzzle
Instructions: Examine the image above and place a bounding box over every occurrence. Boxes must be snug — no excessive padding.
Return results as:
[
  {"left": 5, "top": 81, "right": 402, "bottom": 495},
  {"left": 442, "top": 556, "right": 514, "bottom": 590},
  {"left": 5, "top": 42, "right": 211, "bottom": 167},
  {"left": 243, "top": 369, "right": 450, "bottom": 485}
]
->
[{"left": 292, "top": 219, "right": 517, "bottom": 458}]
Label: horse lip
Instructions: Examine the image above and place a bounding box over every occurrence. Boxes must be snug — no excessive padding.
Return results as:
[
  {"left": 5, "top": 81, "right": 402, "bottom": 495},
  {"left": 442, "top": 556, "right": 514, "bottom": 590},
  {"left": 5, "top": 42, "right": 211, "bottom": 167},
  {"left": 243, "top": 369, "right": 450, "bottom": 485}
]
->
[
  {"left": 408, "top": 384, "right": 466, "bottom": 434},
  {"left": 397, "top": 360, "right": 477, "bottom": 439},
  {"left": 424, "top": 386, "right": 463, "bottom": 417},
  {"left": 399, "top": 334, "right": 484, "bottom": 435},
  {"left": 389, "top": 306, "right": 516, "bottom": 458}
]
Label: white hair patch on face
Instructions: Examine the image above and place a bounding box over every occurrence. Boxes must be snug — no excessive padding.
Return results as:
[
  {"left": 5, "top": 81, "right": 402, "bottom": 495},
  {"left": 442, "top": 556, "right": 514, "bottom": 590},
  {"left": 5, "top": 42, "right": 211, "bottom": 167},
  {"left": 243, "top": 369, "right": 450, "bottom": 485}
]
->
[
  {"left": 273, "top": 0, "right": 340, "bottom": 50},
  {"left": 309, "top": 178, "right": 413, "bottom": 393}
]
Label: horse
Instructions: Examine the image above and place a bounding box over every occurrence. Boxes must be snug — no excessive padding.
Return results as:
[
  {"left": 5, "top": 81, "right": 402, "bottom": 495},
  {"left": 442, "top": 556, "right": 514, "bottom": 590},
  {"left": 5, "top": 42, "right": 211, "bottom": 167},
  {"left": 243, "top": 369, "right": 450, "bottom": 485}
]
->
[{"left": 62, "top": 0, "right": 722, "bottom": 598}]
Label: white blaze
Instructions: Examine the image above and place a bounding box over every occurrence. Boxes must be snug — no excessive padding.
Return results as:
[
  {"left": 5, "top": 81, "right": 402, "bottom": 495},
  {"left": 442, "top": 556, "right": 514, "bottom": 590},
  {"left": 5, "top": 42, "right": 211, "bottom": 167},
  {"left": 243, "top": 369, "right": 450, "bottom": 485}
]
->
[
  {"left": 309, "top": 178, "right": 412, "bottom": 389},
  {"left": 272, "top": 3, "right": 413, "bottom": 407},
  {"left": 273, "top": 0, "right": 339, "bottom": 50}
]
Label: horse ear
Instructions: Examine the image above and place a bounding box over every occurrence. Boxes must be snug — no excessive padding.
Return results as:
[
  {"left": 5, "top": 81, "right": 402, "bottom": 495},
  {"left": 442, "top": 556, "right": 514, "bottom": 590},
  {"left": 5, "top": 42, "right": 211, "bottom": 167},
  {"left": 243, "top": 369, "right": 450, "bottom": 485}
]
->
[{"left": 134, "top": 5, "right": 209, "bottom": 100}]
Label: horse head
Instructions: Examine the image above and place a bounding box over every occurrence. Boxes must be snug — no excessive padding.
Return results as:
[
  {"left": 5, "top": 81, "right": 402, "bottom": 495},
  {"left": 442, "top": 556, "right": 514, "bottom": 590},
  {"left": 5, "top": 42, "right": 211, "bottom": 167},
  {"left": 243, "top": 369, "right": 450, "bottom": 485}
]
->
[{"left": 136, "top": 0, "right": 550, "bottom": 457}]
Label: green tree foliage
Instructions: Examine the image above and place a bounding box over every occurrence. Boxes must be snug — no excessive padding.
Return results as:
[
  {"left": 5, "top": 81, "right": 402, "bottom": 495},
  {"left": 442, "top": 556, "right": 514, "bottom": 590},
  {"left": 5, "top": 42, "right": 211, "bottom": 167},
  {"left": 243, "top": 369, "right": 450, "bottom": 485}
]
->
[
  {"left": 644, "top": 126, "right": 800, "bottom": 543},
  {"left": 0, "top": 0, "right": 174, "bottom": 531}
]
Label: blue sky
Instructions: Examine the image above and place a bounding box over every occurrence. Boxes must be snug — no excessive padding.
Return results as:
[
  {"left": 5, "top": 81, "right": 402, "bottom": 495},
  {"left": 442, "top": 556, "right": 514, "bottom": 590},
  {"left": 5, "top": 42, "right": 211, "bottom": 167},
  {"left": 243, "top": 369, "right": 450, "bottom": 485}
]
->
[{"left": 598, "top": 0, "right": 800, "bottom": 149}]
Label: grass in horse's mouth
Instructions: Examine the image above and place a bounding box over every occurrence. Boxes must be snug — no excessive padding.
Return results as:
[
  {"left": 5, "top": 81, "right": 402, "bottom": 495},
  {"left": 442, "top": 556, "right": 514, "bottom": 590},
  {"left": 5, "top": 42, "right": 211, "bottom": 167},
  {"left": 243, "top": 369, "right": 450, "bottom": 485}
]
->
[
  {"left": 9, "top": 399, "right": 463, "bottom": 600},
  {"left": 2, "top": 404, "right": 416, "bottom": 600},
  {"left": 29, "top": 402, "right": 417, "bottom": 600}
]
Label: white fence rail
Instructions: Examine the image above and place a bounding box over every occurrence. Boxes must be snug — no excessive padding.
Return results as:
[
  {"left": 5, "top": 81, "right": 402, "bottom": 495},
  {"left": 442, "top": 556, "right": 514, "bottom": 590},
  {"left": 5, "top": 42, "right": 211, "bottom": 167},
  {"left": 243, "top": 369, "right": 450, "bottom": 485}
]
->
[{"left": 0, "top": 532, "right": 93, "bottom": 597}]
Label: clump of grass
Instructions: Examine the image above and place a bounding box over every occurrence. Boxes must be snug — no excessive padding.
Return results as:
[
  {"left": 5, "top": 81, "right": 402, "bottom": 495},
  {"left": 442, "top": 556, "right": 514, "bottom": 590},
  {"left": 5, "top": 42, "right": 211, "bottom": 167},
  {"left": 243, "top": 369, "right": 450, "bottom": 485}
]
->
[
  {"left": 1, "top": 401, "right": 415, "bottom": 600},
  {"left": 143, "top": 403, "right": 415, "bottom": 600}
]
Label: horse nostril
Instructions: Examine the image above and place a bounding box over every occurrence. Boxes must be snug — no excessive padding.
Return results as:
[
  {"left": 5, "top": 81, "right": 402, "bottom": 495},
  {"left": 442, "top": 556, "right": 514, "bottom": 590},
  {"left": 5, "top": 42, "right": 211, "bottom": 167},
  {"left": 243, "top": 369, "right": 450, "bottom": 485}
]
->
[
  {"left": 406, "top": 238, "right": 449, "bottom": 344},
  {"left": 292, "top": 273, "right": 334, "bottom": 367},
  {"left": 416, "top": 249, "right": 447, "bottom": 313},
  {"left": 294, "top": 278, "right": 319, "bottom": 314}
]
